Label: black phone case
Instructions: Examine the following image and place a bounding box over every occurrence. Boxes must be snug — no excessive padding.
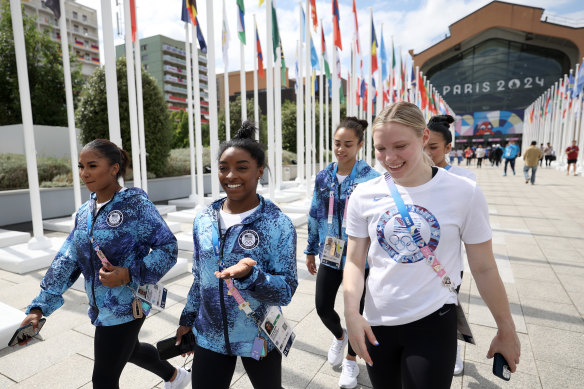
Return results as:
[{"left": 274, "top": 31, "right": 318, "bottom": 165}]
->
[
  {"left": 8, "top": 318, "right": 46, "bottom": 347},
  {"left": 492, "top": 353, "right": 511, "bottom": 381},
  {"left": 156, "top": 332, "right": 196, "bottom": 360}
]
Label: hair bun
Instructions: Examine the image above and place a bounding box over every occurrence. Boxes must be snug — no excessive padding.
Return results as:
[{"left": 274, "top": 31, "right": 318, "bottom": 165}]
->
[
  {"left": 429, "top": 114, "right": 454, "bottom": 125},
  {"left": 358, "top": 119, "right": 369, "bottom": 130},
  {"left": 234, "top": 120, "right": 257, "bottom": 140}
]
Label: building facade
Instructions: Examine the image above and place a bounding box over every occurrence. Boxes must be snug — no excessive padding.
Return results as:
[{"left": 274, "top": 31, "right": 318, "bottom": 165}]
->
[
  {"left": 21, "top": 0, "right": 100, "bottom": 77},
  {"left": 116, "top": 35, "right": 209, "bottom": 122},
  {"left": 411, "top": 1, "right": 584, "bottom": 146}
]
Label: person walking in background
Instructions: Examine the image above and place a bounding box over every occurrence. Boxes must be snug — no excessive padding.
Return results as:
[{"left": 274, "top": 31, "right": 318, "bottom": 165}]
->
[
  {"left": 491, "top": 144, "right": 503, "bottom": 167},
  {"left": 464, "top": 146, "right": 473, "bottom": 166},
  {"left": 503, "top": 140, "right": 520, "bottom": 176},
  {"left": 18, "top": 139, "right": 185, "bottom": 389},
  {"left": 523, "top": 141, "right": 543, "bottom": 185},
  {"left": 343, "top": 102, "right": 520, "bottom": 389},
  {"left": 305, "top": 117, "right": 380, "bottom": 388},
  {"left": 475, "top": 145, "right": 485, "bottom": 168},
  {"left": 539, "top": 143, "right": 545, "bottom": 166},
  {"left": 566, "top": 140, "right": 579, "bottom": 176},
  {"left": 544, "top": 143, "right": 554, "bottom": 167},
  {"left": 174, "top": 122, "right": 298, "bottom": 389},
  {"left": 456, "top": 148, "right": 464, "bottom": 165}
]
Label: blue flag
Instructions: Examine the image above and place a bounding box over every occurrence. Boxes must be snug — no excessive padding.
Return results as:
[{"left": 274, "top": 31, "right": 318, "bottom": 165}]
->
[{"left": 310, "top": 36, "right": 319, "bottom": 69}]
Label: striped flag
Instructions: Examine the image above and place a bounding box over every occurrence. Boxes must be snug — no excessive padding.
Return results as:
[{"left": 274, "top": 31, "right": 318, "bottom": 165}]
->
[
  {"left": 418, "top": 71, "right": 427, "bottom": 109},
  {"left": 181, "top": 0, "right": 197, "bottom": 24},
  {"left": 255, "top": 22, "right": 265, "bottom": 78},
  {"left": 321, "top": 26, "right": 331, "bottom": 79},
  {"left": 237, "top": 0, "right": 246, "bottom": 45},
  {"left": 271, "top": 3, "right": 280, "bottom": 57},
  {"left": 310, "top": 0, "right": 318, "bottom": 32},
  {"left": 371, "top": 21, "right": 378, "bottom": 74},
  {"left": 332, "top": 0, "right": 342, "bottom": 50}
]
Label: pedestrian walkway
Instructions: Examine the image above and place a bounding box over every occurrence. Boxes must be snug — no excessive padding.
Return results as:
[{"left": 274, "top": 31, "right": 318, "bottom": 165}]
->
[{"left": 0, "top": 160, "right": 582, "bottom": 388}]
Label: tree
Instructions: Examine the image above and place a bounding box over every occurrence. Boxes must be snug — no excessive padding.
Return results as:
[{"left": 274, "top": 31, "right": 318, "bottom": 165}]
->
[
  {"left": 76, "top": 58, "right": 173, "bottom": 177},
  {"left": 218, "top": 96, "right": 266, "bottom": 143},
  {"left": 0, "top": 0, "right": 83, "bottom": 126}
]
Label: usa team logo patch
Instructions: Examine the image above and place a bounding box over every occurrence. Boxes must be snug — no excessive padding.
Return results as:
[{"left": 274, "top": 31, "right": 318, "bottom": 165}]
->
[
  {"left": 238, "top": 230, "right": 259, "bottom": 250},
  {"left": 106, "top": 210, "right": 124, "bottom": 227}
]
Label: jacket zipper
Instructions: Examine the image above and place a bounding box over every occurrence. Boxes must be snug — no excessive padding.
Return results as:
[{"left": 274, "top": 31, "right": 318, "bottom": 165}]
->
[
  {"left": 337, "top": 182, "right": 343, "bottom": 239},
  {"left": 88, "top": 206, "right": 106, "bottom": 311},
  {"left": 218, "top": 224, "right": 234, "bottom": 355}
]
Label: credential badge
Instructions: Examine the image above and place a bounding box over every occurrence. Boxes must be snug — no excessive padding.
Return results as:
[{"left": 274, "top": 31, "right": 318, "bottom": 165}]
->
[{"left": 238, "top": 230, "right": 259, "bottom": 250}]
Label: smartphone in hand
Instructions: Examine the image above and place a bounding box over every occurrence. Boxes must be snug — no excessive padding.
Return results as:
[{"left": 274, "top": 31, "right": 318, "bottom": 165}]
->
[
  {"left": 8, "top": 318, "right": 46, "bottom": 347},
  {"left": 492, "top": 353, "right": 511, "bottom": 381}
]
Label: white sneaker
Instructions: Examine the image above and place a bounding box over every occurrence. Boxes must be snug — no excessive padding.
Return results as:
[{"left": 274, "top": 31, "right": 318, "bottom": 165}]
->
[
  {"left": 164, "top": 367, "right": 191, "bottom": 389},
  {"left": 327, "top": 329, "right": 348, "bottom": 366},
  {"left": 454, "top": 343, "right": 464, "bottom": 376},
  {"left": 338, "top": 358, "right": 359, "bottom": 388}
]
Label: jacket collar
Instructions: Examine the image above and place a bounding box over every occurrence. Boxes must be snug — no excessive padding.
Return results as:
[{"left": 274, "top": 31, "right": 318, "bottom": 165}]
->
[{"left": 209, "top": 194, "right": 266, "bottom": 225}]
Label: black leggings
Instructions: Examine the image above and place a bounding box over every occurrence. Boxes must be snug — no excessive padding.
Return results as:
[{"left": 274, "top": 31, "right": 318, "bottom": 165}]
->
[
  {"left": 504, "top": 158, "right": 516, "bottom": 174},
  {"left": 365, "top": 304, "right": 457, "bottom": 389},
  {"left": 93, "top": 317, "right": 175, "bottom": 389},
  {"left": 191, "top": 343, "right": 282, "bottom": 388},
  {"left": 316, "top": 264, "right": 369, "bottom": 357}
]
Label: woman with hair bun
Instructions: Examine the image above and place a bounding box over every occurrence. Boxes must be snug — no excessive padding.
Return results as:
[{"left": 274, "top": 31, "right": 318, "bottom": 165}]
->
[
  {"left": 175, "top": 121, "right": 298, "bottom": 388},
  {"left": 19, "top": 139, "right": 184, "bottom": 388},
  {"left": 305, "top": 116, "right": 380, "bottom": 388},
  {"left": 344, "top": 102, "right": 520, "bottom": 388}
]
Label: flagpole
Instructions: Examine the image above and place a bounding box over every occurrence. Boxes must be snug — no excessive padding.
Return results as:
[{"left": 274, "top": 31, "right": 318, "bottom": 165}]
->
[
  {"left": 239, "top": 2, "right": 247, "bottom": 121},
  {"left": 223, "top": 0, "right": 230, "bottom": 141},
  {"left": 266, "top": 0, "right": 275, "bottom": 199},
  {"left": 312, "top": 70, "right": 316, "bottom": 177},
  {"left": 377, "top": 23, "right": 383, "bottom": 116},
  {"left": 124, "top": 0, "right": 141, "bottom": 189},
  {"left": 133, "top": 5, "right": 147, "bottom": 193},
  {"left": 9, "top": 0, "right": 50, "bottom": 249},
  {"left": 366, "top": 8, "right": 373, "bottom": 166},
  {"left": 325, "top": 65, "right": 329, "bottom": 165},
  {"left": 206, "top": 0, "right": 220, "bottom": 198},
  {"left": 305, "top": 0, "right": 312, "bottom": 188},
  {"left": 184, "top": 22, "right": 197, "bottom": 200},
  {"left": 253, "top": 15, "right": 259, "bottom": 139},
  {"left": 319, "top": 21, "right": 324, "bottom": 172},
  {"left": 296, "top": 3, "right": 304, "bottom": 185},
  {"left": 191, "top": 24, "right": 205, "bottom": 205},
  {"left": 275, "top": 44, "right": 282, "bottom": 189},
  {"left": 100, "top": 0, "right": 122, "bottom": 149},
  {"left": 58, "top": 0, "right": 81, "bottom": 210}
]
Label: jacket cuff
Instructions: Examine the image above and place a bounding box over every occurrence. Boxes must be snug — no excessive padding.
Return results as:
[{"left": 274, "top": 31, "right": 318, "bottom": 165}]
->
[{"left": 233, "top": 266, "right": 259, "bottom": 290}]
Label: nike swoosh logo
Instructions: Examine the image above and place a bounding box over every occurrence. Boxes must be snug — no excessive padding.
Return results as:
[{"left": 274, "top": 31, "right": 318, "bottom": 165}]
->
[
  {"left": 439, "top": 309, "right": 451, "bottom": 316},
  {"left": 373, "top": 196, "right": 387, "bottom": 202}
]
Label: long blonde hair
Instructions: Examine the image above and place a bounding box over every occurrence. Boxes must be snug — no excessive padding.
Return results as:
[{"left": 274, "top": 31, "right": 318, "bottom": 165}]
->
[{"left": 372, "top": 101, "right": 433, "bottom": 166}]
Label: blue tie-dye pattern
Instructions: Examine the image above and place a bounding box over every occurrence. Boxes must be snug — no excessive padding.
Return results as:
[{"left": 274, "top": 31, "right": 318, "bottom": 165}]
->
[
  {"left": 26, "top": 188, "right": 178, "bottom": 326},
  {"left": 304, "top": 160, "right": 381, "bottom": 270},
  {"left": 179, "top": 195, "right": 298, "bottom": 357}
]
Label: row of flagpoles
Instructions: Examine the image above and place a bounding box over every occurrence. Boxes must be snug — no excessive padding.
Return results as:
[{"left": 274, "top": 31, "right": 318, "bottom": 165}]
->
[
  {"left": 9, "top": 0, "right": 455, "bottom": 248},
  {"left": 523, "top": 57, "right": 584, "bottom": 172}
]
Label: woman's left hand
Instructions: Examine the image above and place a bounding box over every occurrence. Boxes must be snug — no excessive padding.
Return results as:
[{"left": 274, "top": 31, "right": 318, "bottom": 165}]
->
[
  {"left": 487, "top": 326, "right": 521, "bottom": 373},
  {"left": 99, "top": 263, "right": 130, "bottom": 287},
  {"left": 215, "top": 258, "right": 257, "bottom": 279}
]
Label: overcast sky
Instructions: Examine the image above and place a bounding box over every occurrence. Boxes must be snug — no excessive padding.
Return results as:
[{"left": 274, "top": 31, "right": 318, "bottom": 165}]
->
[{"left": 76, "top": 0, "right": 584, "bottom": 76}]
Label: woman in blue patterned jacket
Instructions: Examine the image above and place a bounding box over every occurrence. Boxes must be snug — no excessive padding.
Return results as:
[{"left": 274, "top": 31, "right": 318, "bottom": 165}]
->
[
  {"left": 174, "top": 121, "right": 298, "bottom": 389},
  {"left": 305, "top": 117, "right": 380, "bottom": 388},
  {"left": 19, "top": 139, "right": 187, "bottom": 389}
]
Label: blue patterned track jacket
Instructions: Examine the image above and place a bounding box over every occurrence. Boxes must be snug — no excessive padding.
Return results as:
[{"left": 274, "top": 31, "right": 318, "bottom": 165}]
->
[
  {"left": 179, "top": 195, "right": 298, "bottom": 357},
  {"left": 27, "top": 188, "right": 178, "bottom": 326},
  {"left": 304, "top": 160, "right": 381, "bottom": 270}
]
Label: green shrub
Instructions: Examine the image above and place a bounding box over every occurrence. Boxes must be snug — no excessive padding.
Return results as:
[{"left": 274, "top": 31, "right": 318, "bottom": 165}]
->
[{"left": 0, "top": 154, "right": 71, "bottom": 190}]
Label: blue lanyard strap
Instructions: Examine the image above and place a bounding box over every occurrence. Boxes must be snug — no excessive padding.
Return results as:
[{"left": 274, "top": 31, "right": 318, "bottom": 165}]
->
[
  {"left": 444, "top": 164, "right": 452, "bottom": 171},
  {"left": 327, "top": 161, "right": 359, "bottom": 232},
  {"left": 383, "top": 172, "right": 456, "bottom": 293}
]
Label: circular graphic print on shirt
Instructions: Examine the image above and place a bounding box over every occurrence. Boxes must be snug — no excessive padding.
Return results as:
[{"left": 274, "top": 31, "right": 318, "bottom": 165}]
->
[
  {"left": 376, "top": 205, "right": 440, "bottom": 263},
  {"left": 106, "top": 210, "right": 124, "bottom": 227},
  {"left": 238, "top": 229, "right": 259, "bottom": 250}
]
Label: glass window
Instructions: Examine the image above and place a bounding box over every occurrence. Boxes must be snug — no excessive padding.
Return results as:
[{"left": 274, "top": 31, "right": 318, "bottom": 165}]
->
[
  {"left": 72, "top": 11, "right": 78, "bottom": 19},
  {"left": 82, "top": 14, "right": 87, "bottom": 22}
]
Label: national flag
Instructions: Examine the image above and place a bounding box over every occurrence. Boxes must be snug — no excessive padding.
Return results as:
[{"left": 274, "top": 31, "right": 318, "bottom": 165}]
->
[
  {"left": 371, "top": 21, "right": 378, "bottom": 74},
  {"left": 439, "top": 97, "right": 446, "bottom": 114},
  {"left": 181, "top": 0, "right": 197, "bottom": 24},
  {"left": 321, "top": 26, "right": 331, "bottom": 79},
  {"left": 237, "top": 0, "right": 246, "bottom": 45},
  {"left": 380, "top": 29, "right": 387, "bottom": 84},
  {"left": 281, "top": 40, "right": 288, "bottom": 87},
  {"left": 295, "top": 60, "right": 299, "bottom": 93},
  {"left": 195, "top": 19, "right": 207, "bottom": 53},
  {"left": 272, "top": 3, "right": 280, "bottom": 58},
  {"left": 129, "top": 0, "right": 137, "bottom": 42},
  {"left": 255, "top": 22, "right": 265, "bottom": 78},
  {"left": 574, "top": 64, "right": 584, "bottom": 98},
  {"left": 352, "top": 0, "right": 360, "bottom": 54},
  {"left": 339, "top": 81, "right": 345, "bottom": 104},
  {"left": 42, "top": 0, "right": 61, "bottom": 19},
  {"left": 310, "top": 36, "right": 319, "bottom": 69},
  {"left": 259, "top": 0, "right": 264, "bottom": 6},
  {"left": 222, "top": 0, "right": 230, "bottom": 68},
  {"left": 567, "top": 73, "right": 575, "bottom": 97},
  {"left": 418, "top": 71, "right": 427, "bottom": 110},
  {"left": 310, "top": 0, "right": 318, "bottom": 32},
  {"left": 544, "top": 94, "right": 551, "bottom": 115},
  {"left": 301, "top": 6, "right": 306, "bottom": 43},
  {"left": 332, "top": 0, "right": 342, "bottom": 50},
  {"left": 372, "top": 78, "right": 377, "bottom": 104}
]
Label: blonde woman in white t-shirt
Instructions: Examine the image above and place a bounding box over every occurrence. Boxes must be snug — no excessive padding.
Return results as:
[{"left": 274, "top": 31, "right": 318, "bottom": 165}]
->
[{"left": 343, "top": 102, "right": 520, "bottom": 389}]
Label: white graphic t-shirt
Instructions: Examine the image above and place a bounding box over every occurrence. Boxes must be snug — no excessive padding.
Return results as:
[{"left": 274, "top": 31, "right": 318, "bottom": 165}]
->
[
  {"left": 346, "top": 169, "right": 491, "bottom": 326},
  {"left": 448, "top": 165, "right": 476, "bottom": 181}
]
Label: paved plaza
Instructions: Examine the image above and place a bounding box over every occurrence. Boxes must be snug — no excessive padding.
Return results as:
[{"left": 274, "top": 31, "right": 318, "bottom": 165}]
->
[{"left": 0, "top": 160, "right": 583, "bottom": 388}]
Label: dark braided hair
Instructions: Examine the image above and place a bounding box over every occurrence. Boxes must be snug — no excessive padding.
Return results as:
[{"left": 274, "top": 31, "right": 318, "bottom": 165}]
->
[
  {"left": 427, "top": 115, "right": 454, "bottom": 145},
  {"left": 336, "top": 116, "right": 368, "bottom": 144},
  {"left": 83, "top": 139, "right": 129, "bottom": 179},
  {"left": 218, "top": 121, "right": 266, "bottom": 168}
]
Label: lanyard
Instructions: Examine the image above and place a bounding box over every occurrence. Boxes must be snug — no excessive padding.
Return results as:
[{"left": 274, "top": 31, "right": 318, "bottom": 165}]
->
[
  {"left": 444, "top": 164, "right": 452, "bottom": 171},
  {"left": 327, "top": 161, "right": 359, "bottom": 232},
  {"left": 87, "top": 195, "right": 112, "bottom": 265},
  {"left": 383, "top": 172, "right": 456, "bottom": 293},
  {"left": 211, "top": 216, "right": 254, "bottom": 317}
]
